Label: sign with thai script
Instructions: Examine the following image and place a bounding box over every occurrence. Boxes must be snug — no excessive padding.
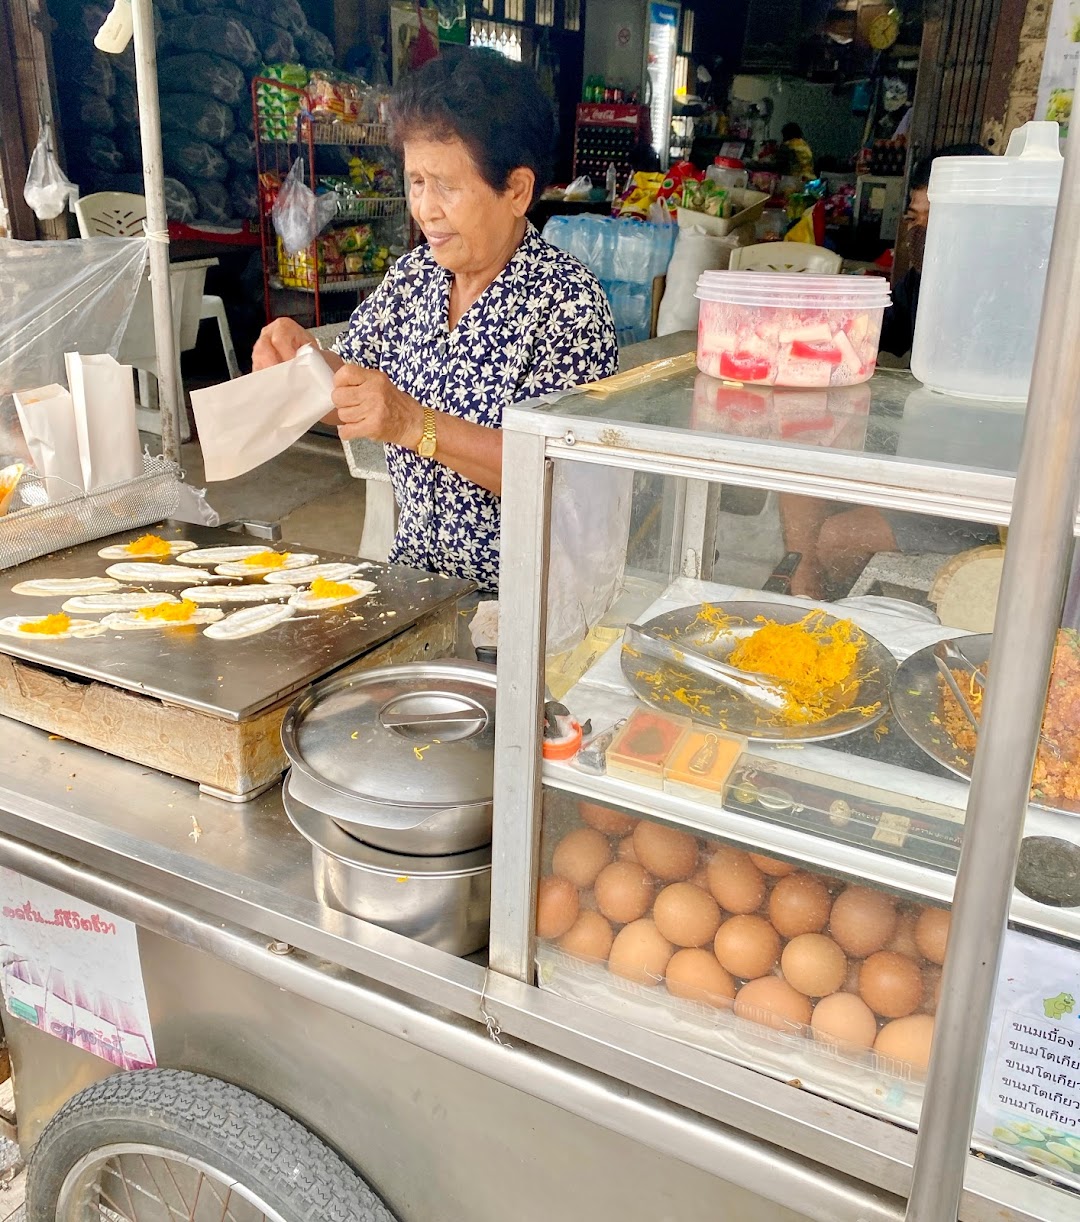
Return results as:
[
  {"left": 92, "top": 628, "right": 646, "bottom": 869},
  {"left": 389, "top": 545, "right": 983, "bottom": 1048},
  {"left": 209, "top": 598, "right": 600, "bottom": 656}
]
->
[
  {"left": 975, "top": 930, "right": 1080, "bottom": 1186},
  {"left": 0, "top": 867, "right": 155, "bottom": 1069}
]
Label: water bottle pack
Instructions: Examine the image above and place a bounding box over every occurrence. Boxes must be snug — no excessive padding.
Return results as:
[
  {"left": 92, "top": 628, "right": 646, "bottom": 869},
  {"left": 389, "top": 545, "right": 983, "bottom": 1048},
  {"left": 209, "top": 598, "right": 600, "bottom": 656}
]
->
[{"left": 544, "top": 215, "right": 676, "bottom": 346}]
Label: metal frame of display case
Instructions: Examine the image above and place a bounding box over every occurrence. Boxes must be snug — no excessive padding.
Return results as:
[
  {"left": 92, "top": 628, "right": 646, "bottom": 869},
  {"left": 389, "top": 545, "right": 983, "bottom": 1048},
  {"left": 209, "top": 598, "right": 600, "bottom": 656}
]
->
[{"left": 491, "top": 149, "right": 1080, "bottom": 1222}]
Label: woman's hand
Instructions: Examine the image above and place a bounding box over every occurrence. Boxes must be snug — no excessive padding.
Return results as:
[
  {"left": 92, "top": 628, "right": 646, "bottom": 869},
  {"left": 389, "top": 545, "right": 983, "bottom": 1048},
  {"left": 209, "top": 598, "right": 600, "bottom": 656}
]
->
[
  {"left": 252, "top": 317, "right": 317, "bottom": 370},
  {"left": 331, "top": 366, "right": 423, "bottom": 448}
]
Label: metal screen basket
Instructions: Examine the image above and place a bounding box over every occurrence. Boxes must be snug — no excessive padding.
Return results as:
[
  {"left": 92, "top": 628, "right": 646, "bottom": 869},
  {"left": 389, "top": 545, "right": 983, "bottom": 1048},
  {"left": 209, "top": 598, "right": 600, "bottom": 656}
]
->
[{"left": 0, "top": 454, "right": 183, "bottom": 570}]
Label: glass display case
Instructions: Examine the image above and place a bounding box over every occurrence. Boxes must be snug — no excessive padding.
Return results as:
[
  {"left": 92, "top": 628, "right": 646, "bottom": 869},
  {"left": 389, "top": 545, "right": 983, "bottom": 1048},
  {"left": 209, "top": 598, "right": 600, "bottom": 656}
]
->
[{"left": 491, "top": 343, "right": 1080, "bottom": 1215}]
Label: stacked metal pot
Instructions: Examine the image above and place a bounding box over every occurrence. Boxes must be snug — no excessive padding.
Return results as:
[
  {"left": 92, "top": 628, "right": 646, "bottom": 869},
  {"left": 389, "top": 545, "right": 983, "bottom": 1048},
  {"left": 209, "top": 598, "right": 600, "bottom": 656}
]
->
[{"left": 281, "top": 661, "right": 495, "bottom": 955}]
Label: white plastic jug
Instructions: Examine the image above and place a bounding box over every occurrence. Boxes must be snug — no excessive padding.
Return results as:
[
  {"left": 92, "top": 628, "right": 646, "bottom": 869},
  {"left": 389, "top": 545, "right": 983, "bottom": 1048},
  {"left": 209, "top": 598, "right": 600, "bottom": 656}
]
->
[{"left": 910, "top": 122, "right": 1063, "bottom": 402}]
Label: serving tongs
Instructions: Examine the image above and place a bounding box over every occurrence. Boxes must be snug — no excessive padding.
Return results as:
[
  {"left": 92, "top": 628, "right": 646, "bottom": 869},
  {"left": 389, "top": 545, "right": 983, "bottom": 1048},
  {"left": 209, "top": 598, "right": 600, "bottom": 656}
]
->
[{"left": 624, "top": 623, "right": 793, "bottom": 714}]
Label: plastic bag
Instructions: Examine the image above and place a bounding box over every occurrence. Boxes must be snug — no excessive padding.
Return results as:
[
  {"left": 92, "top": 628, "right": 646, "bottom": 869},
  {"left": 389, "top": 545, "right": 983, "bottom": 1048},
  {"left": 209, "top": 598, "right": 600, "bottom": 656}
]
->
[
  {"left": 409, "top": 3, "right": 440, "bottom": 72},
  {"left": 193, "top": 181, "right": 232, "bottom": 225},
  {"left": 563, "top": 175, "right": 593, "bottom": 202},
  {"left": 160, "top": 94, "right": 235, "bottom": 145},
  {"left": 0, "top": 238, "right": 146, "bottom": 463},
  {"left": 245, "top": 17, "right": 297, "bottom": 63},
  {"left": 160, "top": 16, "right": 259, "bottom": 68},
  {"left": 224, "top": 132, "right": 257, "bottom": 172},
  {"left": 295, "top": 27, "right": 335, "bottom": 69},
  {"left": 23, "top": 125, "right": 78, "bottom": 221},
  {"left": 158, "top": 53, "right": 245, "bottom": 106},
  {"left": 161, "top": 133, "right": 228, "bottom": 181},
  {"left": 272, "top": 160, "right": 338, "bottom": 254}
]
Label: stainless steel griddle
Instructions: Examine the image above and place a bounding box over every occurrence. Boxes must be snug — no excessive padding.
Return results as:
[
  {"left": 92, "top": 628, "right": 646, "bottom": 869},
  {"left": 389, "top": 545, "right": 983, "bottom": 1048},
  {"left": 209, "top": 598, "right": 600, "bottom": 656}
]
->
[{"left": 0, "top": 523, "right": 471, "bottom": 721}]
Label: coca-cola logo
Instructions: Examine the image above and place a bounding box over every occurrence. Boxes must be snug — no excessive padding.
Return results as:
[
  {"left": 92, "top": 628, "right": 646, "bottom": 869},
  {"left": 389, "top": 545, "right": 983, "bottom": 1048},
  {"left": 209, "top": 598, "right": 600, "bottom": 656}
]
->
[{"left": 583, "top": 107, "right": 635, "bottom": 125}]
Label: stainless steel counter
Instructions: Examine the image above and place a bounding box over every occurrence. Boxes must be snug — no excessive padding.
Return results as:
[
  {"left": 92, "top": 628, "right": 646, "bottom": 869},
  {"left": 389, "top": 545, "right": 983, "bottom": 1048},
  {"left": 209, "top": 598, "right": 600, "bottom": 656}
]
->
[{"left": 0, "top": 717, "right": 1072, "bottom": 1222}]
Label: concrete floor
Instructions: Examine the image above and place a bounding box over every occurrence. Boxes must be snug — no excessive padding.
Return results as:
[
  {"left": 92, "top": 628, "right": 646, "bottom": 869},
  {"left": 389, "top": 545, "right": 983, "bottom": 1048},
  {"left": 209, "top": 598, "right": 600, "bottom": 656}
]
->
[{"left": 180, "top": 433, "right": 368, "bottom": 557}]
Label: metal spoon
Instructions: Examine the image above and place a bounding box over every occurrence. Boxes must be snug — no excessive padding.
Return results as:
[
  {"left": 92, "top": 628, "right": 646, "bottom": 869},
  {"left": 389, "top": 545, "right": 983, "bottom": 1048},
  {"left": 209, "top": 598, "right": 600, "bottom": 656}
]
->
[{"left": 624, "top": 623, "right": 794, "bottom": 714}]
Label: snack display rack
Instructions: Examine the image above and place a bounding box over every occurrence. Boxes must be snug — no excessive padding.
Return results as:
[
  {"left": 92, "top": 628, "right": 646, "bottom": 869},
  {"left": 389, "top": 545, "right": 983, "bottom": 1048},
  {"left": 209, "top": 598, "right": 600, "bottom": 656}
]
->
[{"left": 252, "top": 81, "right": 408, "bottom": 327}]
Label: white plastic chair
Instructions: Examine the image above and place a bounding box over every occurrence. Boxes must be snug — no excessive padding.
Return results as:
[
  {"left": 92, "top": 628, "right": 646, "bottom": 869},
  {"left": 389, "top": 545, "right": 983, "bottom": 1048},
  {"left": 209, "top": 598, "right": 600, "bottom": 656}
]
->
[
  {"left": 729, "top": 243, "right": 843, "bottom": 274},
  {"left": 74, "top": 192, "right": 240, "bottom": 437}
]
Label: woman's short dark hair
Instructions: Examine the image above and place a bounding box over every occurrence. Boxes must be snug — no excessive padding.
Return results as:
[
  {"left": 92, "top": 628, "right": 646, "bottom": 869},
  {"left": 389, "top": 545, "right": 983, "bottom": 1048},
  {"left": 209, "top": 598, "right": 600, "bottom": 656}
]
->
[
  {"left": 389, "top": 49, "right": 557, "bottom": 205},
  {"left": 782, "top": 123, "right": 803, "bottom": 141}
]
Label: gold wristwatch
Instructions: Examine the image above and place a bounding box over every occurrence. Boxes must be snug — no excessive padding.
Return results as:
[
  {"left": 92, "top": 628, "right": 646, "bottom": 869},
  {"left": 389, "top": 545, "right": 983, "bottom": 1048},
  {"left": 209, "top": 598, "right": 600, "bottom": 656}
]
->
[{"left": 418, "top": 406, "right": 437, "bottom": 459}]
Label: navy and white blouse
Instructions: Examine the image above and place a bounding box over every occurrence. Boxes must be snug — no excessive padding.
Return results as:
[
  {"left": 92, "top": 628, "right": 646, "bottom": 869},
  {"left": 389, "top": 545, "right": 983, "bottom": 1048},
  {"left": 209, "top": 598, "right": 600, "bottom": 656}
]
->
[{"left": 334, "top": 223, "right": 618, "bottom": 592}]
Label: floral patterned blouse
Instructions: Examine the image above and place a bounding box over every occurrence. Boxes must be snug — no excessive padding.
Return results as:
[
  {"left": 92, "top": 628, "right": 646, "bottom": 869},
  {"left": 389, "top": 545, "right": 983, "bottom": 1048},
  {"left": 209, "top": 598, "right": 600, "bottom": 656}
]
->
[{"left": 334, "top": 223, "right": 618, "bottom": 592}]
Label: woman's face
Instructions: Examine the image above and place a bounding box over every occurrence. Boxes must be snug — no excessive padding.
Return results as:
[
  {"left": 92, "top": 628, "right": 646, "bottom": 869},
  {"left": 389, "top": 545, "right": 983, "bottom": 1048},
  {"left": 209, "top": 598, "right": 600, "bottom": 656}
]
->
[{"left": 404, "top": 136, "right": 533, "bottom": 277}]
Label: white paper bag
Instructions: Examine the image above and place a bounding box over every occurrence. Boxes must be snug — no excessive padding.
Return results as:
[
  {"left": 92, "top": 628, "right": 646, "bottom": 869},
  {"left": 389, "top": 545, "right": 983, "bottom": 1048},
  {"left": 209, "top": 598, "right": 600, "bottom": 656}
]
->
[
  {"left": 189, "top": 345, "right": 335, "bottom": 482},
  {"left": 64, "top": 352, "right": 142, "bottom": 492},
  {"left": 12, "top": 383, "right": 85, "bottom": 502}
]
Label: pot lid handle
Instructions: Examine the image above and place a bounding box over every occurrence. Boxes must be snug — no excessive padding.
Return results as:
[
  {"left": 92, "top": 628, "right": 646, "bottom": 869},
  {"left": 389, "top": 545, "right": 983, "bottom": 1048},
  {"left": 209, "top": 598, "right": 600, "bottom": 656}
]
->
[
  {"left": 377, "top": 691, "right": 490, "bottom": 739},
  {"left": 380, "top": 708, "right": 488, "bottom": 730}
]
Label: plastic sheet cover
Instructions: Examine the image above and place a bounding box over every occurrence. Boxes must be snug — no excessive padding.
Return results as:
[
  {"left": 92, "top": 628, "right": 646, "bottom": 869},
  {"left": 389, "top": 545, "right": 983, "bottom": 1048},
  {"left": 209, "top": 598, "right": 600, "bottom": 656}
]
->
[{"left": 0, "top": 237, "right": 147, "bottom": 465}]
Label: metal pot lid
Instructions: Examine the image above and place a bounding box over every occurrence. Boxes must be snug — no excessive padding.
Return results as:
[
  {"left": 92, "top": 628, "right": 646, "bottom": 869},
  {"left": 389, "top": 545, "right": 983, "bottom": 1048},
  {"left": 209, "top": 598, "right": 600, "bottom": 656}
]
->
[
  {"left": 283, "top": 774, "right": 492, "bottom": 875},
  {"left": 282, "top": 660, "right": 495, "bottom": 811}
]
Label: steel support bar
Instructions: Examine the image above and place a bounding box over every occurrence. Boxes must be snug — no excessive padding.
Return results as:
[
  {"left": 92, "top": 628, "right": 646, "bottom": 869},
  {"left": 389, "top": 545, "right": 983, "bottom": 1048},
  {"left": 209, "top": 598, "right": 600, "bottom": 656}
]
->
[
  {"left": 905, "top": 103, "right": 1080, "bottom": 1221},
  {"left": 131, "top": 0, "right": 181, "bottom": 463}
]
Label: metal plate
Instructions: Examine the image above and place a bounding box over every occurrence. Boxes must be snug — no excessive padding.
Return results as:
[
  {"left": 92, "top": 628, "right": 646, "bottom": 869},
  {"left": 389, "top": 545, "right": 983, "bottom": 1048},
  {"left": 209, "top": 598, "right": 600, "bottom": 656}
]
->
[
  {"left": 891, "top": 634, "right": 1080, "bottom": 818},
  {"left": 620, "top": 600, "right": 896, "bottom": 743},
  {"left": 0, "top": 522, "right": 471, "bottom": 721}
]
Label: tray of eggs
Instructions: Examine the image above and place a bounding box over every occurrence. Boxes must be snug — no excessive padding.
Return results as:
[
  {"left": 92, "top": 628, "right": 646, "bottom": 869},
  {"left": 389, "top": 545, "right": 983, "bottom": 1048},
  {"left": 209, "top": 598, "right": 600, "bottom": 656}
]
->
[{"left": 535, "top": 798, "right": 948, "bottom": 1127}]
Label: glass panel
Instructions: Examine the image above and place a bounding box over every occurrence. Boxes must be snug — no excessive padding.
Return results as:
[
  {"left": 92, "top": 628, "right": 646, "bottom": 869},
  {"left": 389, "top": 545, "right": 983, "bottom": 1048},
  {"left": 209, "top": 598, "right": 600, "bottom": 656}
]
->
[
  {"left": 505, "top": 0, "right": 526, "bottom": 22},
  {"left": 470, "top": 19, "right": 523, "bottom": 60},
  {"left": 536, "top": 795, "right": 951, "bottom": 1128},
  {"left": 563, "top": 0, "right": 582, "bottom": 31},
  {"left": 535, "top": 0, "right": 556, "bottom": 25}
]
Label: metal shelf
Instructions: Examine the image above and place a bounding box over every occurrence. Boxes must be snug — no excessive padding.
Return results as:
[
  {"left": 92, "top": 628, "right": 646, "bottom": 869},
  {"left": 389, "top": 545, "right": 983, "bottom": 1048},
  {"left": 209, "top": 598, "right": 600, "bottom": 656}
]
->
[
  {"left": 270, "top": 272, "right": 385, "bottom": 295},
  {"left": 504, "top": 359, "right": 1080, "bottom": 534},
  {"left": 541, "top": 758, "right": 1080, "bottom": 945},
  {"left": 333, "top": 196, "right": 407, "bottom": 222},
  {"left": 308, "top": 120, "right": 391, "bottom": 146}
]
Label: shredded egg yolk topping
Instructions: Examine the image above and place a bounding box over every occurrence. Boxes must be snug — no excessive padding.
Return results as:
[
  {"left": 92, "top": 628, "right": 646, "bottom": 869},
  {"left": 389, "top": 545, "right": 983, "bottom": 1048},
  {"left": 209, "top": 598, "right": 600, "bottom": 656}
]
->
[
  {"left": 309, "top": 576, "right": 357, "bottom": 600},
  {"left": 135, "top": 599, "right": 196, "bottom": 623},
  {"left": 19, "top": 613, "right": 72, "bottom": 634},
  {"left": 124, "top": 534, "right": 172, "bottom": 557},
  {"left": 241, "top": 551, "right": 289, "bottom": 569}
]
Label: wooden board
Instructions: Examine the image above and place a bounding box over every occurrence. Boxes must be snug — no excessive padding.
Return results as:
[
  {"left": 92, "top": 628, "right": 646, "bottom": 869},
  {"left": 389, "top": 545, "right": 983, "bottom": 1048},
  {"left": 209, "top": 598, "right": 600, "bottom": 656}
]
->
[{"left": 0, "top": 605, "right": 458, "bottom": 801}]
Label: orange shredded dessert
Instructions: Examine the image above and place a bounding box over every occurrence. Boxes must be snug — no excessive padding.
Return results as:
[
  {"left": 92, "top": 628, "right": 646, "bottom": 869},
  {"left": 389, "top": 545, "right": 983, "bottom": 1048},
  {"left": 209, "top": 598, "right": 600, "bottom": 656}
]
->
[
  {"left": 135, "top": 599, "right": 196, "bottom": 622},
  {"left": 309, "top": 576, "right": 357, "bottom": 599},
  {"left": 727, "top": 610, "right": 867, "bottom": 723},
  {"left": 124, "top": 534, "right": 172, "bottom": 557},
  {"left": 19, "top": 613, "right": 72, "bottom": 634},
  {"left": 940, "top": 629, "right": 1080, "bottom": 803},
  {"left": 241, "top": 551, "right": 289, "bottom": 568}
]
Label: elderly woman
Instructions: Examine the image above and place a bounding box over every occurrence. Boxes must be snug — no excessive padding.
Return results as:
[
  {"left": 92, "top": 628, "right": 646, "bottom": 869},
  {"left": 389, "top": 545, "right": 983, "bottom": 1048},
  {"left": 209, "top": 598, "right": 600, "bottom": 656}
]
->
[{"left": 253, "top": 50, "right": 618, "bottom": 591}]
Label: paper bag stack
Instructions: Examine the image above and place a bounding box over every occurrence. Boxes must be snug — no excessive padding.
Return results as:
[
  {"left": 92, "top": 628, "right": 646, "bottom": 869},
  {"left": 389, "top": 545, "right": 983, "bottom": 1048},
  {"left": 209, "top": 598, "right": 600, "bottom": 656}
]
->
[{"left": 13, "top": 353, "right": 143, "bottom": 503}]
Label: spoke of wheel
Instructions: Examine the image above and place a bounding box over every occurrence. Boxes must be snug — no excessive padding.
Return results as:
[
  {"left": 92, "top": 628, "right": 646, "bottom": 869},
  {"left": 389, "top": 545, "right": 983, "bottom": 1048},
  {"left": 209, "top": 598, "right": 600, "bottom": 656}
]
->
[
  {"left": 216, "top": 1184, "right": 232, "bottom": 1222},
  {"left": 115, "top": 1159, "right": 141, "bottom": 1221},
  {"left": 138, "top": 1153, "right": 186, "bottom": 1222},
  {"left": 157, "top": 1154, "right": 195, "bottom": 1219},
  {"left": 187, "top": 1170, "right": 206, "bottom": 1221},
  {"left": 97, "top": 1180, "right": 135, "bottom": 1222}
]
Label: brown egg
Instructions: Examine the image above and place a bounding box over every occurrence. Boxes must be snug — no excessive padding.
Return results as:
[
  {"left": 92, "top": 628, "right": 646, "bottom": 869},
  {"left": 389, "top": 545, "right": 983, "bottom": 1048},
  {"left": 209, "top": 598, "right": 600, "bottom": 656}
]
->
[
  {"left": 653, "top": 883, "right": 722, "bottom": 948},
  {"left": 617, "top": 835, "right": 639, "bottom": 864},
  {"left": 706, "top": 846, "right": 766, "bottom": 914},
  {"left": 748, "top": 852, "right": 797, "bottom": 878},
  {"left": 734, "top": 976, "right": 812, "bottom": 1032},
  {"left": 608, "top": 919, "right": 673, "bottom": 986},
  {"left": 594, "top": 861, "right": 655, "bottom": 924},
  {"left": 887, "top": 909, "right": 920, "bottom": 959},
  {"left": 552, "top": 827, "right": 612, "bottom": 889},
  {"left": 579, "top": 800, "right": 637, "bottom": 836},
  {"left": 558, "top": 910, "right": 615, "bottom": 962},
  {"left": 875, "top": 1014, "right": 935, "bottom": 1072},
  {"left": 768, "top": 872, "right": 832, "bottom": 938},
  {"left": 665, "top": 948, "right": 736, "bottom": 1006},
  {"left": 536, "top": 875, "right": 579, "bottom": 940},
  {"left": 915, "top": 907, "right": 951, "bottom": 965},
  {"left": 858, "top": 951, "right": 923, "bottom": 1019},
  {"left": 811, "top": 993, "right": 879, "bottom": 1050},
  {"left": 829, "top": 886, "right": 897, "bottom": 958},
  {"left": 919, "top": 965, "right": 942, "bottom": 1015},
  {"left": 781, "top": 933, "right": 848, "bottom": 998},
  {"left": 713, "top": 914, "right": 781, "bottom": 979},
  {"left": 633, "top": 821, "right": 697, "bottom": 882}
]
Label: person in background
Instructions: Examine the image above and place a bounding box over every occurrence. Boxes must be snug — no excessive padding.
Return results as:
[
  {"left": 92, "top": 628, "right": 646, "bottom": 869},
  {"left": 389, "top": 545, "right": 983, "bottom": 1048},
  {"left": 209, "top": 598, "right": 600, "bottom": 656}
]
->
[
  {"left": 879, "top": 143, "right": 993, "bottom": 358},
  {"left": 778, "top": 123, "right": 815, "bottom": 180}
]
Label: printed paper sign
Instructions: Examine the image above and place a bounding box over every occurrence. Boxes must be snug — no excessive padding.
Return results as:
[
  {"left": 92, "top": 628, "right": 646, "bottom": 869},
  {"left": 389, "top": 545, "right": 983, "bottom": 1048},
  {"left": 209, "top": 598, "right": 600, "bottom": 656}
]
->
[
  {"left": 1037, "top": 0, "right": 1080, "bottom": 142},
  {"left": 0, "top": 868, "right": 155, "bottom": 1069},
  {"left": 975, "top": 929, "right": 1080, "bottom": 1186}
]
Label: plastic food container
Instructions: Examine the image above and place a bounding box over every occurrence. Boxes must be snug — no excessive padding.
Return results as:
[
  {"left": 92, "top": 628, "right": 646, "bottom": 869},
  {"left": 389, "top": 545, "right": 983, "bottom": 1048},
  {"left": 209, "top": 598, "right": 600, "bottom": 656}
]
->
[
  {"left": 695, "top": 271, "right": 891, "bottom": 388},
  {"left": 911, "top": 121, "right": 1064, "bottom": 402}
]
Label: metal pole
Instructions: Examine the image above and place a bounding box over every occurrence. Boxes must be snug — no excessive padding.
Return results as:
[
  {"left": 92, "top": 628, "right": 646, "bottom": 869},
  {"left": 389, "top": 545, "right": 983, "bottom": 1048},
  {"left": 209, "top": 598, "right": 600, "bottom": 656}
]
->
[
  {"left": 130, "top": 0, "right": 181, "bottom": 465},
  {"left": 905, "top": 135, "right": 1080, "bottom": 1217}
]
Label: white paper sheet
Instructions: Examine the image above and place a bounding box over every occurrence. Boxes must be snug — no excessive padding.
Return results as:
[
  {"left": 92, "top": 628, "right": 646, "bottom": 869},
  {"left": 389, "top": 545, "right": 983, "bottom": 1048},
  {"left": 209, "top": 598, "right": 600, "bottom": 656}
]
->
[
  {"left": 12, "top": 382, "right": 85, "bottom": 502},
  {"left": 64, "top": 352, "right": 142, "bottom": 492},
  {"left": 190, "top": 345, "right": 335, "bottom": 482}
]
